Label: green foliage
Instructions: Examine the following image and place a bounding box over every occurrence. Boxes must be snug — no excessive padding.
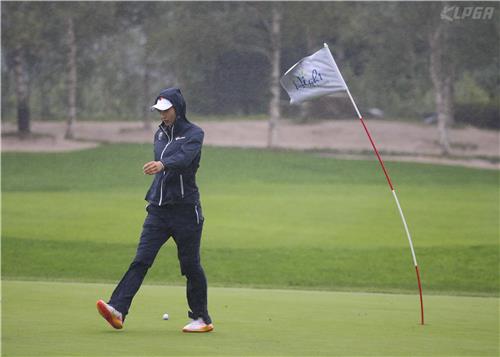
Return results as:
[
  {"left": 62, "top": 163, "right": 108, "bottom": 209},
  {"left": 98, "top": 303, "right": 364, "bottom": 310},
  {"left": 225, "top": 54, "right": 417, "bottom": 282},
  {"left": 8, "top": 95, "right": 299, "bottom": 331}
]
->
[
  {"left": 455, "top": 73, "right": 492, "bottom": 104},
  {"left": 2, "top": 3, "right": 498, "bottom": 121}
]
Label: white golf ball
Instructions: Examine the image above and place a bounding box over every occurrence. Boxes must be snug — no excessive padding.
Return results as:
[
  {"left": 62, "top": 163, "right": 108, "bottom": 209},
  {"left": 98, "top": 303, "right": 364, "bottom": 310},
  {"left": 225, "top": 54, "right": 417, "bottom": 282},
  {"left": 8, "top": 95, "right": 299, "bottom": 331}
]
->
[{"left": 162, "top": 313, "right": 169, "bottom": 320}]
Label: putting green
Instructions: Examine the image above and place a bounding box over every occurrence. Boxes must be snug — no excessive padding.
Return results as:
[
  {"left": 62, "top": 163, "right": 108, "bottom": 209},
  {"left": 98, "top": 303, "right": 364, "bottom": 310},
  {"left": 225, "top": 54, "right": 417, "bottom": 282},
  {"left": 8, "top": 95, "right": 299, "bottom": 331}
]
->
[{"left": 2, "top": 280, "right": 498, "bottom": 356}]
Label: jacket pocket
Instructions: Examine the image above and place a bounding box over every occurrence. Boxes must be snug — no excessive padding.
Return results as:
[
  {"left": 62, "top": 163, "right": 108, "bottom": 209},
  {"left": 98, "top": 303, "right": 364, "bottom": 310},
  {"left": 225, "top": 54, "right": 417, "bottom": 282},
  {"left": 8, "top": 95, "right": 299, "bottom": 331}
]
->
[{"left": 194, "top": 204, "right": 204, "bottom": 225}]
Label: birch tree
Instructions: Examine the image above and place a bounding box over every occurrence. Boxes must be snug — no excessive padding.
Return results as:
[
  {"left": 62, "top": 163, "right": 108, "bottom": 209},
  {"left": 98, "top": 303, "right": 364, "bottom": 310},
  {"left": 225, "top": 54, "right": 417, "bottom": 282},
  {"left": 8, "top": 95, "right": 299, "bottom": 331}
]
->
[
  {"left": 53, "top": 3, "right": 116, "bottom": 139},
  {"left": 429, "top": 17, "right": 454, "bottom": 154},
  {"left": 65, "top": 15, "right": 77, "bottom": 139},
  {"left": 267, "top": 3, "right": 282, "bottom": 147},
  {"left": 355, "top": 3, "right": 457, "bottom": 154},
  {"left": 224, "top": 2, "right": 283, "bottom": 147}
]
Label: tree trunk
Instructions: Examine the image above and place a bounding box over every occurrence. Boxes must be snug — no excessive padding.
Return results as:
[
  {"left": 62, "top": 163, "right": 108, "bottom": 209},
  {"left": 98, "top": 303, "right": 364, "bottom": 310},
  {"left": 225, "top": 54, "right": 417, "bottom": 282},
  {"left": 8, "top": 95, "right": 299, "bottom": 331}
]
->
[
  {"left": 267, "top": 4, "right": 282, "bottom": 148},
  {"left": 429, "top": 21, "right": 454, "bottom": 155},
  {"left": 13, "top": 45, "right": 31, "bottom": 138},
  {"left": 142, "top": 43, "right": 152, "bottom": 131},
  {"left": 65, "top": 16, "right": 77, "bottom": 140}
]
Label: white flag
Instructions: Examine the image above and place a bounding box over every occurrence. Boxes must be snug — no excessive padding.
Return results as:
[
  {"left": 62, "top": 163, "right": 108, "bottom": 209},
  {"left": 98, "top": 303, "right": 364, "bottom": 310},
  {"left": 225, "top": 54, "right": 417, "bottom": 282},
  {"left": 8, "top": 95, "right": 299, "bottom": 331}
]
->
[{"left": 280, "top": 44, "right": 347, "bottom": 104}]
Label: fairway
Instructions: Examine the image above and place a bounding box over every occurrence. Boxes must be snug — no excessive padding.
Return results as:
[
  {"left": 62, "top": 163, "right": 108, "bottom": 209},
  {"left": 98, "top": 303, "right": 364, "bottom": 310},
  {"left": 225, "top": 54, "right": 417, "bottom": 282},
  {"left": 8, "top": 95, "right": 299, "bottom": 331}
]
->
[
  {"left": 2, "top": 145, "right": 499, "bottom": 295},
  {"left": 2, "top": 280, "right": 498, "bottom": 356}
]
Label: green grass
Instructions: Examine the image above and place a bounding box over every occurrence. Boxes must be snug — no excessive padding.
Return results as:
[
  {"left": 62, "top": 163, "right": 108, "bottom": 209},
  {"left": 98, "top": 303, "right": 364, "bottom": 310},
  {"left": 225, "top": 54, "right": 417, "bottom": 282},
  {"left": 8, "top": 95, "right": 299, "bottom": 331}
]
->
[
  {"left": 2, "top": 237, "right": 497, "bottom": 295},
  {"left": 2, "top": 144, "right": 499, "bottom": 356},
  {"left": 2, "top": 280, "right": 499, "bottom": 356},
  {"left": 2, "top": 144, "right": 499, "bottom": 295}
]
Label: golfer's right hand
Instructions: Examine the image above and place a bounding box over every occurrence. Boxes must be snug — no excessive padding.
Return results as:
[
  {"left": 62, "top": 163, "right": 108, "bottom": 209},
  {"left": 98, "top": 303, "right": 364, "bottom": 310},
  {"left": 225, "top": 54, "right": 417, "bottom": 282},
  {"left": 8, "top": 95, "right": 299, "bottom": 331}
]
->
[{"left": 143, "top": 161, "right": 164, "bottom": 175}]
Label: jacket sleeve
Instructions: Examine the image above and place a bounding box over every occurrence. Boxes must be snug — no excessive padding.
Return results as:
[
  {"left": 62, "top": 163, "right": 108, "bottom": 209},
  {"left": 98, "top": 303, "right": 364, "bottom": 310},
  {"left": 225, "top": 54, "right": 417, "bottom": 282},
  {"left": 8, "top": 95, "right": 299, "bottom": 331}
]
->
[{"left": 160, "top": 130, "right": 204, "bottom": 170}]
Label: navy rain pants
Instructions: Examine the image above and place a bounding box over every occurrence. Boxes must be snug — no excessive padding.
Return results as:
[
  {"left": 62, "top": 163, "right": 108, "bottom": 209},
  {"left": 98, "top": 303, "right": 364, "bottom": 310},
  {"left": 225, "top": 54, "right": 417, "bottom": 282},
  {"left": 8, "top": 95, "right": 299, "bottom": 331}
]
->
[{"left": 108, "top": 203, "right": 211, "bottom": 324}]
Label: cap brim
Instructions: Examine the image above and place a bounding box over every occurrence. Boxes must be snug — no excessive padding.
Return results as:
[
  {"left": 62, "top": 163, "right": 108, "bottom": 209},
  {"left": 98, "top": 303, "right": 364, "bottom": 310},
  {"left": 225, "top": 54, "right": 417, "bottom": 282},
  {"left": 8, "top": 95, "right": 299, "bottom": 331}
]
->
[{"left": 150, "top": 98, "right": 173, "bottom": 112}]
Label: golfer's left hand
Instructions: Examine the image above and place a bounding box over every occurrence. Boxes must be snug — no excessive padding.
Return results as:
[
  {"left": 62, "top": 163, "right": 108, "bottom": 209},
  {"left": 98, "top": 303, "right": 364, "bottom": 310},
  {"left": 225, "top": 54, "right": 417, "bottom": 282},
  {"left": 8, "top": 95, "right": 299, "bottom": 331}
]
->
[{"left": 143, "top": 161, "right": 164, "bottom": 175}]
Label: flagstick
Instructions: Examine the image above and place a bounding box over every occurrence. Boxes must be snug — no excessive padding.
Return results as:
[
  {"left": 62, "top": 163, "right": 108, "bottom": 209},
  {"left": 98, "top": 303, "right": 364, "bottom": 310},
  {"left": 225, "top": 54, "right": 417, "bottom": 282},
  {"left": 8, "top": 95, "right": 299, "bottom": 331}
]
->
[{"left": 324, "top": 44, "right": 424, "bottom": 325}]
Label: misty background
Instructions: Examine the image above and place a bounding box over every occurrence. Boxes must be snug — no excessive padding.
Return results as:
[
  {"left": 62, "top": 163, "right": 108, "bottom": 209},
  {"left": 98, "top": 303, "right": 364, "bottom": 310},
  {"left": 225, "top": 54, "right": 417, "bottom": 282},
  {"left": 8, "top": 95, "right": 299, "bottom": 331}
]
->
[{"left": 2, "top": 2, "right": 499, "bottom": 154}]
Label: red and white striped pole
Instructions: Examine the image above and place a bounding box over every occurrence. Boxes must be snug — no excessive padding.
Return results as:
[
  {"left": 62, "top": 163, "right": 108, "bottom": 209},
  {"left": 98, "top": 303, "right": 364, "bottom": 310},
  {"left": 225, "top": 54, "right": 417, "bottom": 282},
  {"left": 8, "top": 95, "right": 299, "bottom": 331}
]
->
[{"left": 325, "top": 44, "right": 424, "bottom": 325}]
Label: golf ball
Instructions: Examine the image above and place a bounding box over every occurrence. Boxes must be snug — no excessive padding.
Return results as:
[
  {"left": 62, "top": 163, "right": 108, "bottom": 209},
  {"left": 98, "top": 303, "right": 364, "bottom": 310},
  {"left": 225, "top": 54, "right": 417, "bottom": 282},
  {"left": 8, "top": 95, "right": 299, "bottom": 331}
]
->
[{"left": 162, "top": 313, "right": 169, "bottom": 320}]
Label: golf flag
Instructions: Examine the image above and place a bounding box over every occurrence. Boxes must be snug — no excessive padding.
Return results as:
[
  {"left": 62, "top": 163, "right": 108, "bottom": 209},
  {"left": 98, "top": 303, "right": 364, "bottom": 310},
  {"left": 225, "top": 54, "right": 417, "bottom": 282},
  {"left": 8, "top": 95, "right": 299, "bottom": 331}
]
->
[
  {"left": 280, "top": 44, "right": 347, "bottom": 104},
  {"left": 281, "top": 43, "right": 425, "bottom": 325}
]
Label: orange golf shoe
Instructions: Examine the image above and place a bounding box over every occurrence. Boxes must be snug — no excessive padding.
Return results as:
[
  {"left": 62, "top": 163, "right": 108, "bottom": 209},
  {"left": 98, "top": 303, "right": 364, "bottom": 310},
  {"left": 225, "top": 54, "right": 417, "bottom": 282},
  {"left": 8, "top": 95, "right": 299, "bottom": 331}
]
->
[{"left": 96, "top": 299, "right": 123, "bottom": 329}]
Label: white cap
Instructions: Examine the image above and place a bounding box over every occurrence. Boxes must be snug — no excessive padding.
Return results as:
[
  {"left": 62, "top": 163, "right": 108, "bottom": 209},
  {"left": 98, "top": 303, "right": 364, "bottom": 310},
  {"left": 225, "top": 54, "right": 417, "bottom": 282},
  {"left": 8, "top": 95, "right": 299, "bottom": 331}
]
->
[{"left": 151, "top": 97, "right": 173, "bottom": 111}]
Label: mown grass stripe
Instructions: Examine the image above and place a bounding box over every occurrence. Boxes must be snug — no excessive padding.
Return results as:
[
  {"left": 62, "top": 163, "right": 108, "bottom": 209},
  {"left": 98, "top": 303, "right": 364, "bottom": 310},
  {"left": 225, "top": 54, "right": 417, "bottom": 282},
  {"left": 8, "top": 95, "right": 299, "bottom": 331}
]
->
[
  {"left": 3, "top": 237, "right": 498, "bottom": 296},
  {"left": 2, "top": 145, "right": 499, "bottom": 193}
]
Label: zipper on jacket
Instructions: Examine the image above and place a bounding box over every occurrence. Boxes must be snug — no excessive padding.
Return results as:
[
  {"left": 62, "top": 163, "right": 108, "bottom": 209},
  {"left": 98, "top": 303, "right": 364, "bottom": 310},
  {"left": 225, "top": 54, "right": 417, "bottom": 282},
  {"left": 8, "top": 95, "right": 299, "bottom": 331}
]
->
[
  {"left": 159, "top": 174, "right": 166, "bottom": 205},
  {"left": 179, "top": 174, "right": 184, "bottom": 198},
  {"left": 158, "top": 125, "right": 174, "bottom": 205}
]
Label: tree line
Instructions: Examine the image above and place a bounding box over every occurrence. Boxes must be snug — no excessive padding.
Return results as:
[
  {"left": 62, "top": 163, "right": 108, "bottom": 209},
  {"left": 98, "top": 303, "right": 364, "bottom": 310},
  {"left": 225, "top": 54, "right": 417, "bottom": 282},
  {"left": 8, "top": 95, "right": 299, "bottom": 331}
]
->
[{"left": 2, "top": 2, "right": 498, "bottom": 153}]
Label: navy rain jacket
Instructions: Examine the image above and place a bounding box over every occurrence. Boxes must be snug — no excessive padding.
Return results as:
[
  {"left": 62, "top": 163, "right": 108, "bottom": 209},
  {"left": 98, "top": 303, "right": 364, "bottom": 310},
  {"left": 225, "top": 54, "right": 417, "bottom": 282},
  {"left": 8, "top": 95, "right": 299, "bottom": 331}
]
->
[{"left": 145, "top": 88, "right": 204, "bottom": 206}]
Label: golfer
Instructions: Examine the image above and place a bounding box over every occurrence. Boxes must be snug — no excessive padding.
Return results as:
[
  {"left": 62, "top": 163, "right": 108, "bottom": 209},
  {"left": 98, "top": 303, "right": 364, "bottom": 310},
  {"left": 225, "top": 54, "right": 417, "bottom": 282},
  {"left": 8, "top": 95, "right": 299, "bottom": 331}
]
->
[{"left": 97, "top": 87, "right": 213, "bottom": 333}]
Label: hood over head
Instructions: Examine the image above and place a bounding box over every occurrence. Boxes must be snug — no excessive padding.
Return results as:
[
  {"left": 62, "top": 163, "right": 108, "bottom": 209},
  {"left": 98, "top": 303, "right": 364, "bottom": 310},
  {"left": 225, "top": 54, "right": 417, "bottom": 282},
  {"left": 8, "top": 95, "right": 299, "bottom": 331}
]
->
[{"left": 152, "top": 87, "right": 190, "bottom": 124}]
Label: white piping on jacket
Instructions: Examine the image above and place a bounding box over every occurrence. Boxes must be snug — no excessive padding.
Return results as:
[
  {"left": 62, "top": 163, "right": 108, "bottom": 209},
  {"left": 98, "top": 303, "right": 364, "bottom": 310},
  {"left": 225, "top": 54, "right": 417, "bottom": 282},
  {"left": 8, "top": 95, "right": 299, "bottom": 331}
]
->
[{"left": 159, "top": 125, "right": 174, "bottom": 205}]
